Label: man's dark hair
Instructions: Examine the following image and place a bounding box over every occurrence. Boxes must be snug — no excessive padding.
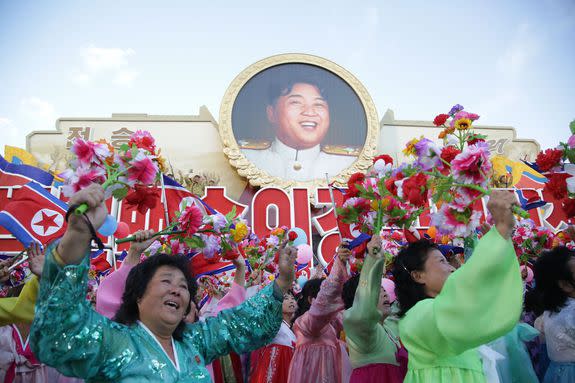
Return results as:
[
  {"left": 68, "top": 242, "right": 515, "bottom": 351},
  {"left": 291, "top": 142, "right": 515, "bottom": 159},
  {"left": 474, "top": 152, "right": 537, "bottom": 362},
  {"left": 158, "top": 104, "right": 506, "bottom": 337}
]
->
[
  {"left": 113, "top": 254, "right": 197, "bottom": 341},
  {"left": 267, "top": 74, "right": 327, "bottom": 106},
  {"left": 392, "top": 240, "right": 439, "bottom": 317},
  {"left": 534, "top": 246, "right": 575, "bottom": 313}
]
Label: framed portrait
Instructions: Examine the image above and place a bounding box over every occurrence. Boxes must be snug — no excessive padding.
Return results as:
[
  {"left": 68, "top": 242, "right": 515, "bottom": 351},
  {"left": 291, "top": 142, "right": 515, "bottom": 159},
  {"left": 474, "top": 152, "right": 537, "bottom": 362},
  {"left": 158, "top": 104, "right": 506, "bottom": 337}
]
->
[{"left": 219, "top": 53, "right": 379, "bottom": 189}]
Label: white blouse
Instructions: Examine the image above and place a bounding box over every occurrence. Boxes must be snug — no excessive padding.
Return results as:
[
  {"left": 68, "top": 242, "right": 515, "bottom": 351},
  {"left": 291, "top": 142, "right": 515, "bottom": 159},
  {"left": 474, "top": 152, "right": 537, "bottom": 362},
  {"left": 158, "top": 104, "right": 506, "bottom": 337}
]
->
[
  {"left": 271, "top": 321, "right": 296, "bottom": 348},
  {"left": 543, "top": 298, "right": 575, "bottom": 362}
]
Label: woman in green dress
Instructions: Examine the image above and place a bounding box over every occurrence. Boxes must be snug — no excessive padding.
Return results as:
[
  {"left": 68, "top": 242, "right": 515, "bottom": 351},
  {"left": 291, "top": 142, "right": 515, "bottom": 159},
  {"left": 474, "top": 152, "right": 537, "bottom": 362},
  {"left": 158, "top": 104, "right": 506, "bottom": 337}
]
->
[
  {"left": 30, "top": 184, "right": 297, "bottom": 382},
  {"left": 391, "top": 190, "right": 523, "bottom": 383}
]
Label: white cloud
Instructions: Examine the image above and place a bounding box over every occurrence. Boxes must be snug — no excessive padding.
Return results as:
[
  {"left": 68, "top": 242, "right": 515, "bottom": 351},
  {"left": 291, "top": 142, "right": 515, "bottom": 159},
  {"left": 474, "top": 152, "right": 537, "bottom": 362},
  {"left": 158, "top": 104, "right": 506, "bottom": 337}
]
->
[
  {"left": 496, "top": 23, "right": 539, "bottom": 79},
  {"left": 72, "top": 45, "right": 140, "bottom": 86},
  {"left": 0, "top": 117, "right": 12, "bottom": 126},
  {"left": 20, "top": 97, "right": 57, "bottom": 130}
]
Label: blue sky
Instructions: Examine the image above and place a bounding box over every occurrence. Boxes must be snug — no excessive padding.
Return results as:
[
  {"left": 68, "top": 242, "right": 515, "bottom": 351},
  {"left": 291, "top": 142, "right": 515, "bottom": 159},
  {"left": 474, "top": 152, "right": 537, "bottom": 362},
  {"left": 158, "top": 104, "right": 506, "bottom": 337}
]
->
[{"left": 1, "top": 0, "right": 574, "bottom": 151}]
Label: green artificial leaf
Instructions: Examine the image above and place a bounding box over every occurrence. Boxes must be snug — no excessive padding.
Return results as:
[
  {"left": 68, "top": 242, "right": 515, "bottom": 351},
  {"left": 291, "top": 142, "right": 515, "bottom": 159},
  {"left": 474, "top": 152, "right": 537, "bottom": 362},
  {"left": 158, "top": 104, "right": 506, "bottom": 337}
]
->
[
  {"left": 120, "top": 144, "right": 130, "bottom": 153},
  {"left": 185, "top": 236, "right": 205, "bottom": 249},
  {"left": 225, "top": 206, "right": 237, "bottom": 222},
  {"left": 570, "top": 119, "right": 575, "bottom": 135},
  {"left": 112, "top": 187, "right": 128, "bottom": 200}
]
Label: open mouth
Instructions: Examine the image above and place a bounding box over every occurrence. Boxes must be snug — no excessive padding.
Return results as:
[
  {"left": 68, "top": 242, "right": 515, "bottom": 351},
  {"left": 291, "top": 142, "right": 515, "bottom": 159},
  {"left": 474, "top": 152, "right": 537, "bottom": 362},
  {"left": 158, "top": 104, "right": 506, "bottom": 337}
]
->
[
  {"left": 164, "top": 300, "right": 180, "bottom": 310},
  {"left": 300, "top": 121, "right": 318, "bottom": 130}
]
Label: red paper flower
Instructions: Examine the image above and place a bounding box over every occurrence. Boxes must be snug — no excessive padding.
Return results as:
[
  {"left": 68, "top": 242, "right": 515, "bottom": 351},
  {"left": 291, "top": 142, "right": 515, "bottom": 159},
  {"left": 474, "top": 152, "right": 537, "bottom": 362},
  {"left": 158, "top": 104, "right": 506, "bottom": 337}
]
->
[
  {"left": 129, "top": 130, "right": 156, "bottom": 154},
  {"left": 440, "top": 146, "right": 461, "bottom": 165},
  {"left": 288, "top": 231, "right": 298, "bottom": 242},
  {"left": 178, "top": 205, "right": 203, "bottom": 237},
  {"left": 125, "top": 185, "right": 159, "bottom": 214},
  {"left": 544, "top": 173, "right": 570, "bottom": 200},
  {"left": 433, "top": 114, "right": 450, "bottom": 126},
  {"left": 536, "top": 148, "right": 564, "bottom": 172},
  {"left": 402, "top": 173, "right": 429, "bottom": 207},
  {"left": 373, "top": 154, "right": 394, "bottom": 165},
  {"left": 385, "top": 172, "right": 404, "bottom": 196},
  {"left": 563, "top": 198, "right": 575, "bottom": 219},
  {"left": 347, "top": 172, "right": 366, "bottom": 197}
]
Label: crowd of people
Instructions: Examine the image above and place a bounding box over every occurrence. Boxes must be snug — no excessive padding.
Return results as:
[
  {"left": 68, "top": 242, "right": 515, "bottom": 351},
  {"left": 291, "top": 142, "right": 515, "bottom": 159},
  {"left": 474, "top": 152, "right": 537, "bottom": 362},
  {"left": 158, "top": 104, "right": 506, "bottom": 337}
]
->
[{"left": 0, "top": 186, "right": 573, "bottom": 382}]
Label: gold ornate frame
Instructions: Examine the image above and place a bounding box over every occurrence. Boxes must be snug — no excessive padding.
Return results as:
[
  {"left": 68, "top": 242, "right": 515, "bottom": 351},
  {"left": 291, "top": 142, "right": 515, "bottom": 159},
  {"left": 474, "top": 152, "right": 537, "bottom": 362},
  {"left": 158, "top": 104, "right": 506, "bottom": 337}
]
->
[{"left": 218, "top": 53, "right": 379, "bottom": 189}]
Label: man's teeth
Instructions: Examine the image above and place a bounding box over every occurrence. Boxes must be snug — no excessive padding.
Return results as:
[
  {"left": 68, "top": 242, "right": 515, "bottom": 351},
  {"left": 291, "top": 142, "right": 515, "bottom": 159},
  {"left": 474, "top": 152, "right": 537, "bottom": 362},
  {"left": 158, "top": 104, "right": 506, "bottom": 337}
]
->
[{"left": 301, "top": 122, "right": 317, "bottom": 128}]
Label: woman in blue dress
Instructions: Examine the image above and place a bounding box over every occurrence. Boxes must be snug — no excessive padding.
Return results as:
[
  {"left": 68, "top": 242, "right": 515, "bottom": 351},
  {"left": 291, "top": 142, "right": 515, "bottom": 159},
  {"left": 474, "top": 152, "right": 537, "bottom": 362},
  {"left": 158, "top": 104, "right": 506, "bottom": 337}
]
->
[{"left": 30, "top": 184, "right": 297, "bottom": 382}]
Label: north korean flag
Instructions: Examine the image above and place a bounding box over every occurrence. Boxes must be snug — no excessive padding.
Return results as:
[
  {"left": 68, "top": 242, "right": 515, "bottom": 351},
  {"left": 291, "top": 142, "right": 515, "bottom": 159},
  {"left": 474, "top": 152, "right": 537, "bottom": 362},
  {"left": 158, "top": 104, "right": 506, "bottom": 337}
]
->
[
  {"left": 162, "top": 174, "right": 213, "bottom": 220},
  {"left": 0, "top": 155, "right": 54, "bottom": 187},
  {"left": 0, "top": 181, "right": 67, "bottom": 246}
]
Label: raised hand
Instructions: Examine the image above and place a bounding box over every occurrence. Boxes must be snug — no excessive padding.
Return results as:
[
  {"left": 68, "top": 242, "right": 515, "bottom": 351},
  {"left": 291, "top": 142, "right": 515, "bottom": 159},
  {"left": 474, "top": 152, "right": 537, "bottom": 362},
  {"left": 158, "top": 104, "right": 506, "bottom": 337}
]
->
[
  {"left": 366, "top": 234, "right": 385, "bottom": 260},
  {"left": 276, "top": 242, "right": 298, "bottom": 293},
  {"left": 67, "top": 184, "right": 108, "bottom": 234},
  {"left": 58, "top": 184, "right": 108, "bottom": 265},
  {"left": 232, "top": 254, "right": 247, "bottom": 286},
  {"left": 487, "top": 190, "right": 517, "bottom": 239},
  {"left": 125, "top": 229, "right": 156, "bottom": 265},
  {"left": 27, "top": 242, "right": 45, "bottom": 278},
  {"left": 336, "top": 242, "right": 352, "bottom": 264},
  {"left": 0, "top": 257, "right": 16, "bottom": 283}
]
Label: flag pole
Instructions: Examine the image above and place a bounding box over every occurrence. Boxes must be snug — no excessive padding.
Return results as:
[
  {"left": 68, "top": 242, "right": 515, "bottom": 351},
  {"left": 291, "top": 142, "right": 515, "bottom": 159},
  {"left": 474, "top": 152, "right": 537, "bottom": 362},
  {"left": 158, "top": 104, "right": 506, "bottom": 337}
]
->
[
  {"left": 326, "top": 173, "right": 343, "bottom": 241},
  {"left": 160, "top": 173, "right": 170, "bottom": 227}
]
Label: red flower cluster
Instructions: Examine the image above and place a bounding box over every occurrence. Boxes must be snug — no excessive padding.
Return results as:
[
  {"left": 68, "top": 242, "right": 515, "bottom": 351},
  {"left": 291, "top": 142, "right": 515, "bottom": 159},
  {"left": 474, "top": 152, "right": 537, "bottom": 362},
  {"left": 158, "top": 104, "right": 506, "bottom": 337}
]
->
[
  {"left": 536, "top": 148, "right": 563, "bottom": 172},
  {"left": 544, "top": 173, "right": 570, "bottom": 200},
  {"left": 347, "top": 172, "right": 366, "bottom": 198},
  {"left": 402, "top": 173, "right": 429, "bottom": 207},
  {"left": 385, "top": 172, "right": 404, "bottom": 196},
  {"left": 129, "top": 130, "right": 157, "bottom": 154},
  {"left": 440, "top": 146, "right": 461, "bottom": 165},
  {"left": 373, "top": 154, "right": 394, "bottom": 165},
  {"left": 125, "top": 185, "right": 159, "bottom": 214},
  {"left": 288, "top": 231, "right": 298, "bottom": 242},
  {"left": 433, "top": 114, "right": 450, "bottom": 126}
]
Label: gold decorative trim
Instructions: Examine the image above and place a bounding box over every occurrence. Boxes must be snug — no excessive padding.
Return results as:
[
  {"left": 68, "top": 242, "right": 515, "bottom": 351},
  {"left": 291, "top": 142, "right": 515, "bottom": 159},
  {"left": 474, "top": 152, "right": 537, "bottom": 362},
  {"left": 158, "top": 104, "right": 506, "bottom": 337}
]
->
[{"left": 218, "top": 53, "right": 379, "bottom": 189}]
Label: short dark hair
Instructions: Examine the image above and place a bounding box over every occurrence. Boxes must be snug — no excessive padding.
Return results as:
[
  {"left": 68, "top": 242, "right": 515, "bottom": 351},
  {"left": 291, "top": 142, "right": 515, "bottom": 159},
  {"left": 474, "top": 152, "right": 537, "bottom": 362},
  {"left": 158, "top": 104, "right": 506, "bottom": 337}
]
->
[
  {"left": 534, "top": 247, "right": 575, "bottom": 313},
  {"left": 293, "top": 278, "right": 324, "bottom": 323},
  {"left": 342, "top": 274, "right": 360, "bottom": 310},
  {"left": 113, "top": 254, "right": 197, "bottom": 341},
  {"left": 392, "top": 240, "right": 439, "bottom": 317},
  {"left": 267, "top": 74, "right": 327, "bottom": 106}
]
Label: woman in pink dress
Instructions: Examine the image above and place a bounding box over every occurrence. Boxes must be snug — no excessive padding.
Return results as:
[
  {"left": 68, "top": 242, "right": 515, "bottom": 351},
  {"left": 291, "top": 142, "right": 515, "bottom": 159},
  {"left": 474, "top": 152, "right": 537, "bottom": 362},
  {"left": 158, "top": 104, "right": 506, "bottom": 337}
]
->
[
  {"left": 287, "top": 244, "right": 352, "bottom": 383},
  {"left": 249, "top": 290, "right": 297, "bottom": 383}
]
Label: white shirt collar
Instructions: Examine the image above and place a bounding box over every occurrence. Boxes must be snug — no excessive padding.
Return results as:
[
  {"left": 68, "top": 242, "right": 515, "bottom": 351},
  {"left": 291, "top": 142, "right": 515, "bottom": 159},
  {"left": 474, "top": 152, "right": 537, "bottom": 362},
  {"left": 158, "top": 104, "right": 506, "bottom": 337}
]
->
[
  {"left": 272, "top": 138, "right": 320, "bottom": 161},
  {"left": 137, "top": 321, "right": 180, "bottom": 372}
]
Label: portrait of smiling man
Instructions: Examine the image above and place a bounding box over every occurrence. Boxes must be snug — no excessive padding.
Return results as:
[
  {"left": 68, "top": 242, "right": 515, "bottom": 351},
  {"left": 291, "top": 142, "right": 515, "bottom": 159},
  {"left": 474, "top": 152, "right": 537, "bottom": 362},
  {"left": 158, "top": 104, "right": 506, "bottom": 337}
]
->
[{"left": 240, "top": 74, "right": 359, "bottom": 181}]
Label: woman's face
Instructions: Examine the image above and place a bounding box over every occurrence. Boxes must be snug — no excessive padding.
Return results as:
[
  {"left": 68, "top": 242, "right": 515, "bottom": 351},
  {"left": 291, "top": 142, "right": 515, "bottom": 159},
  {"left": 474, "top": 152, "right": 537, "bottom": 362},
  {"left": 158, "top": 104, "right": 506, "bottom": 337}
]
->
[
  {"left": 138, "top": 265, "right": 191, "bottom": 332},
  {"left": 283, "top": 293, "right": 297, "bottom": 314},
  {"left": 414, "top": 249, "right": 455, "bottom": 298},
  {"left": 377, "top": 287, "right": 391, "bottom": 318}
]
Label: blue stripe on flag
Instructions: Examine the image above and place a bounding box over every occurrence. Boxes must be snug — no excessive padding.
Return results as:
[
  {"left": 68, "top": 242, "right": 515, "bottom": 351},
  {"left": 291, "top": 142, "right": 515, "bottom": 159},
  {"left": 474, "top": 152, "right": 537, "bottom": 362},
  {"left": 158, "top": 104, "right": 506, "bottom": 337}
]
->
[
  {"left": 0, "top": 155, "right": 54, "bottom": 186},
  {"left": 0, "top": 211, "right": 39, "bottom": 246},
  {"left": 25, "top": 182, "right": 68, "bottom": 211}
]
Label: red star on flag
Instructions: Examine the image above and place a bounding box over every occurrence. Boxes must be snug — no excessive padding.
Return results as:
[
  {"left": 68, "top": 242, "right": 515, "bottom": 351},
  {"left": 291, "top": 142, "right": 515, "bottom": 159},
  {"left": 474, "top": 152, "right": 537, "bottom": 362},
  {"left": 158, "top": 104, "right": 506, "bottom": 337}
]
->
[{"left": 33, "top": 211, "right": 59, "bottom": 235}]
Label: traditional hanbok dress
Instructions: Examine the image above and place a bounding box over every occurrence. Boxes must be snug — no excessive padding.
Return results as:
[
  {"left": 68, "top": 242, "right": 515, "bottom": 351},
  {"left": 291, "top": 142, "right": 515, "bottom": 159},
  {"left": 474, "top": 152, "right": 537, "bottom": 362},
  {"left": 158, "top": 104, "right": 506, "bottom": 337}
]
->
[
  {"left": 95, "top": 259, "right": 134, "bottom": 319},
  {"left": 30, "top": 242, "right": 284, "bottom": 382},
  {"left": 249, "top": 320, "right": 296, "bottom": 383},
  {"left": 398, "top": 228, "right": 523, "bottom": 383},
  {"left": 0, "top": 324, "right": 46, "bottom": 382},
  {"left": 541, "top": 298, "right": 575, "bottom": 383},
  {"left": 344, "top": 254, "right": 407, "bottom": 383},
  {"left": 208, "top": 282, "right": 248, "bottom": 383},
  {"left": 287, "top": 257, "right": 352, "bottom": 383}
]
